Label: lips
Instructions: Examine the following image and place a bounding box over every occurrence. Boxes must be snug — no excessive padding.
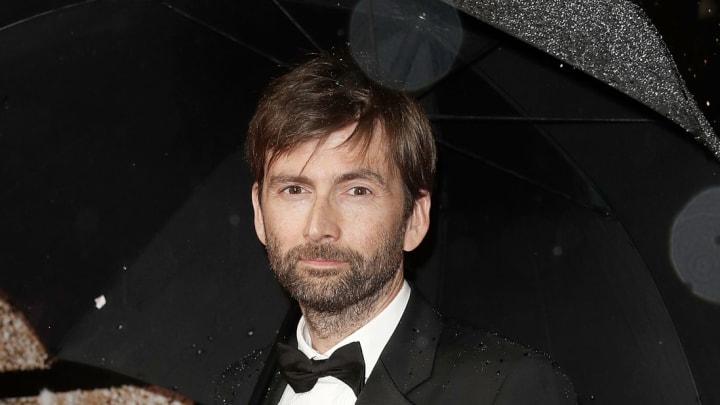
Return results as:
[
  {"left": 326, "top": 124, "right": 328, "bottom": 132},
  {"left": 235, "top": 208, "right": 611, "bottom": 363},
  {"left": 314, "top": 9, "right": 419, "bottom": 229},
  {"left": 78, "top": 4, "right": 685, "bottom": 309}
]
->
[{"left": 298, "top": 258, "right": 346, "bottom": 267}]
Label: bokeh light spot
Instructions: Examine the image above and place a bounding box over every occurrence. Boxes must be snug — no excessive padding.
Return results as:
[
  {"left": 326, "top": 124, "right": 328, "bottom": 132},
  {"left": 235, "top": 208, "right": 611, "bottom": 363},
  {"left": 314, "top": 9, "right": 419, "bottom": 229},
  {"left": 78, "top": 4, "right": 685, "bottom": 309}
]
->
[
  {"left": 670, "top": 186, "right": 720, "bottom": 304},
  {"left": 348, "top": 0, "right": 463, "bottom": 92}
]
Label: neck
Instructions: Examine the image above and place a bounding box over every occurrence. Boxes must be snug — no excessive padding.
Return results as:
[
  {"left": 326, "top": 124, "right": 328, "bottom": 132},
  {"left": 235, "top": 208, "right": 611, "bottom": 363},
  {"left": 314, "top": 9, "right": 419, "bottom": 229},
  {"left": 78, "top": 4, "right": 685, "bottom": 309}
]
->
[{"left": 301, "top": 271, "right": 404, "bottom": 353}]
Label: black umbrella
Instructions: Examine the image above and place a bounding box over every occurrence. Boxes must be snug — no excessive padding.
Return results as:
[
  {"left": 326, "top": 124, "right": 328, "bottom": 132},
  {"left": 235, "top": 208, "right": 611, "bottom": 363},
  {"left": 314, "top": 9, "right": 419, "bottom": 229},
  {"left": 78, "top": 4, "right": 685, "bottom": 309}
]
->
[{"left": 1, "top": 0, "right": 719, "bottom": 404}]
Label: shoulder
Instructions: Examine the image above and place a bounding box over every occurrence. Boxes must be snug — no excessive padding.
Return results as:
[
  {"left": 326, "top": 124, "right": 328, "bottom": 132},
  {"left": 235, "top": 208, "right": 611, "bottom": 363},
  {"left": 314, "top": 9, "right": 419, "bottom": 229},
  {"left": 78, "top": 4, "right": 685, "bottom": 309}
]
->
[{"left": 413, "top": 318, "right": 577, "bottom": 404}]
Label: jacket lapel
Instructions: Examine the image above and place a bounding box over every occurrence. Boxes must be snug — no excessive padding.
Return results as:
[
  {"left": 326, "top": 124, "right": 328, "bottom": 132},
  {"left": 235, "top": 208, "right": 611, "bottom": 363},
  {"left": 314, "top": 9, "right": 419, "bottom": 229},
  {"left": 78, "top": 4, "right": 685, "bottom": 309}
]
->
[
  {"left": 259, "top": 371, "right": 287, "bottom": 405},
  {"left": 357, "top": 289, "right": 443, "bottom": 402},
  {"left": 250, "top": 303, "right": 300, "bottom": 405},
  {"left": 355, "top": 361, "right": 412, "bottom": 405}
]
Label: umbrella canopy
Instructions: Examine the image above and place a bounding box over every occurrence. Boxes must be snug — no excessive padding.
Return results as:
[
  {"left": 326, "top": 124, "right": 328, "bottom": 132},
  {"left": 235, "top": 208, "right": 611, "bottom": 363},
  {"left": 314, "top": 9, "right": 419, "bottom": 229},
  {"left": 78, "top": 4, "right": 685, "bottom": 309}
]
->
[{"left": 1, "top": 0, "right": 719, "bottom": 404}]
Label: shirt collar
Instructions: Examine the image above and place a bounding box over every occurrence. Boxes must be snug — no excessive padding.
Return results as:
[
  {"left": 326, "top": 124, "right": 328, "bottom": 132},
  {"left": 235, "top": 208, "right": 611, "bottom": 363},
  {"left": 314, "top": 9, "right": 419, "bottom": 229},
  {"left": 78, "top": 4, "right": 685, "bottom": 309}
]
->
[{"left": 295, "top": 280, "right": 411, "bottom": 380}]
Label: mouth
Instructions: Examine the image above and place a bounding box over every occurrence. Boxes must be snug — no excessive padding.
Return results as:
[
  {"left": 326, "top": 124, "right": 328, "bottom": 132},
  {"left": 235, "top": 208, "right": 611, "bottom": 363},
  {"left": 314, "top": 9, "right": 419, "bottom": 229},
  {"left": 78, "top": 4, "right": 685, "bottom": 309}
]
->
[{"left": 298, "top": 258, "right": 347, "bottom": 268}]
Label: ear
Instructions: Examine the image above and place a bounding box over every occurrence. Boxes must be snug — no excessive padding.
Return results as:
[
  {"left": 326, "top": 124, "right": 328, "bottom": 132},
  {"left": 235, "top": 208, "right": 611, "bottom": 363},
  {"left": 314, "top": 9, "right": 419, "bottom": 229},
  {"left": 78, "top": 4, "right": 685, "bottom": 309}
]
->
[
  {"left": 251, "top": 182, "right": 267, "bottom": 245},
  {"left": 403, "top": 190, "right": 431, "bottom": 252}
]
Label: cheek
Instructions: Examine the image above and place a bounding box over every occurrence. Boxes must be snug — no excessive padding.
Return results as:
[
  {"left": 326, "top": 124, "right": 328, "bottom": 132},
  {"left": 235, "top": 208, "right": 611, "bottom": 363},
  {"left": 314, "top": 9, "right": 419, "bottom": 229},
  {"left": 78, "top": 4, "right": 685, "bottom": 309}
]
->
[
  {"left": 263, "top": 209, "right": 305, "bottom": 242},
  {"left": 346, "top": 211, "right": 401, "bottom": 246}
]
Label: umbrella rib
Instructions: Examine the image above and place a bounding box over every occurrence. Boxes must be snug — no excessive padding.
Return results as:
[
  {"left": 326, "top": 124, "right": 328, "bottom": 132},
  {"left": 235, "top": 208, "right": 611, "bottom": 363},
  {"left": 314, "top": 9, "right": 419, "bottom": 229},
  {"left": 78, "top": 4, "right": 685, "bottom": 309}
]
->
[
  {"left": 429, "top": 114, "right": 652, "bottom": 124},
  {"left": 161, "top": 2, "right": 284, "bottom": 66},
  {"left": 415, "top": 39, "right": 502, "bottom": 99},
  {"left": 272, "top": 0, "right": 322, "bottom": 52},
  {"left": 435, "top": 137, "right": 597, "bottom": 211},
  {"left": 0, "top": 0, "right": 97, "bottom": 33}
]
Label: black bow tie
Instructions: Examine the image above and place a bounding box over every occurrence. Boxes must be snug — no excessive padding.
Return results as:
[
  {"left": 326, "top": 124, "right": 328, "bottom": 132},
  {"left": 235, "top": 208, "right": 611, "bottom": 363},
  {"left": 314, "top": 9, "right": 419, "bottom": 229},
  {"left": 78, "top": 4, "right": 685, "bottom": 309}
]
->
[{"left": 276, "top": 341, "right": 366, "bottom": 396}]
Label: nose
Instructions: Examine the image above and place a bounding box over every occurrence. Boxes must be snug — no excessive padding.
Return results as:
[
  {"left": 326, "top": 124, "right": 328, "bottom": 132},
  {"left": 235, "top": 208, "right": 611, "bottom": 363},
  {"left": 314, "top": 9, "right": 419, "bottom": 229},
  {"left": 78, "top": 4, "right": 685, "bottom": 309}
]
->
[{"left": 304, "top": 196, "right": 341, "bottom": 243}]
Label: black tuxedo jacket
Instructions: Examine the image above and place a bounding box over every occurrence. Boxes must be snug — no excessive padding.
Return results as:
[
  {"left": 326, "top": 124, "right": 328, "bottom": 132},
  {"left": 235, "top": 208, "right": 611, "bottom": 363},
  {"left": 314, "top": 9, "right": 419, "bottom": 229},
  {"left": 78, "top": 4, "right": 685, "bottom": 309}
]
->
[{"left": 215, "top": 290, "right": 577, "bottom": 404}]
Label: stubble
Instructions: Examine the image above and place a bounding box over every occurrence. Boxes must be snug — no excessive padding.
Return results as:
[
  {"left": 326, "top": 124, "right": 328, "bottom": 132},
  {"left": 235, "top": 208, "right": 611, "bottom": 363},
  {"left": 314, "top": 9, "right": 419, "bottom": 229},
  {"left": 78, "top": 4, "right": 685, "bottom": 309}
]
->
[{"left": 265, "top": 222, "right": 406, "bottom": 322}]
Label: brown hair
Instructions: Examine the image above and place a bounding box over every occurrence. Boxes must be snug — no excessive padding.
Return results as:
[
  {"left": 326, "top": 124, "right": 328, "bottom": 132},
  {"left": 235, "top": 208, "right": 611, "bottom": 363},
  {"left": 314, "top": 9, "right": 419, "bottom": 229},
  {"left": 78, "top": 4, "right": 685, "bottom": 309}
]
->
[{"left": 246, "top": 50, "right": 436, "bottom": 212}]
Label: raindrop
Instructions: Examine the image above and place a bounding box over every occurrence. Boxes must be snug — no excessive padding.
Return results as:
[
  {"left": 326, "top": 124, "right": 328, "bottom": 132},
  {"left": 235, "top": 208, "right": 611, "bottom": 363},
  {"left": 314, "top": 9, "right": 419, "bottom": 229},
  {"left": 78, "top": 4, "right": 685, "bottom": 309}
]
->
[
  {"left": 707, "top": 100, "right": 712, "bottom": 107},
  {"left": 197, "top": 349, "right": 205, "bottom": 356},
  {"left": 496, "top": 370, "right": 501, "bottom": 376},
  {"left": 122, "top": 265, "right": 128, "bottom": 271},
  {"left": 247, "top": 330, "right": 254, "bottom": 336},
  {"left": 208, "top": 335, "right": 214, "bottom": 342},
  {"left": 117, "top": 324, "right": 124, "bottom": 331},
  {"left": 552, "top": 245, "right": 563, "bottom": 256}
]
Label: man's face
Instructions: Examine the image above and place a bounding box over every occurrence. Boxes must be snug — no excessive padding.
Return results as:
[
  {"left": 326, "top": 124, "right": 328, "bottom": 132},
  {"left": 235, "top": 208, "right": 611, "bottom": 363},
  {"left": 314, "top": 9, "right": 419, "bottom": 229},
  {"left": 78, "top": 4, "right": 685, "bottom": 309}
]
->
[{"left": 251, "top": 124, "right": 430, "bottom": 312}]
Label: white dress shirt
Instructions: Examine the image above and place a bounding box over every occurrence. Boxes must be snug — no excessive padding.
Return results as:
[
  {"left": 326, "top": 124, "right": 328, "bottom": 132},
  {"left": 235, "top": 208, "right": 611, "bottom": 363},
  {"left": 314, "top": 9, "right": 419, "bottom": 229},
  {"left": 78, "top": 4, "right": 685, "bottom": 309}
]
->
[{"left": 277, "top": 281, "right": 411, "bottom": 405}]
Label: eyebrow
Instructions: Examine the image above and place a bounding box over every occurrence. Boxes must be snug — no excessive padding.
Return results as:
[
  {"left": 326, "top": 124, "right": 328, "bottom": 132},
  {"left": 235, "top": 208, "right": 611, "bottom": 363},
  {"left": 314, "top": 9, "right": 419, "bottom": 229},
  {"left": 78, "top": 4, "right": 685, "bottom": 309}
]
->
[
  {"left": 267, "top": 169, "right": 388, "bottom": 188},
  {"left": 336, "top": 169, "right": 388, "bottom": 188},
  {"left": 266, "top": 174, "right": 310, "bottom": 187}
]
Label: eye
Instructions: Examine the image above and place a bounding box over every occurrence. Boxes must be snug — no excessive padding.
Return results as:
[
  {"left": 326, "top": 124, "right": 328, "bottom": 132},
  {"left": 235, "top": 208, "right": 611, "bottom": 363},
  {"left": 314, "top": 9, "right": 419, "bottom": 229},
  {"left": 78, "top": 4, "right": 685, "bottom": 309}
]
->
[
  {"left": 348, "top": 187, "right": 371, "bottom": 196},
  {"left": 282, "top": 185, "right": 304, "bottom": 195}
]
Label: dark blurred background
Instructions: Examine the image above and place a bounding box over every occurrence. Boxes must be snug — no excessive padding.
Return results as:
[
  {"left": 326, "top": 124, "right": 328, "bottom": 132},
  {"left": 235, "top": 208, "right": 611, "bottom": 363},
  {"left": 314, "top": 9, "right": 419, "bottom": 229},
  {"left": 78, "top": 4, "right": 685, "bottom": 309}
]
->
[{"left": 1, "top": 1, "right": 718, "bottom": 404}]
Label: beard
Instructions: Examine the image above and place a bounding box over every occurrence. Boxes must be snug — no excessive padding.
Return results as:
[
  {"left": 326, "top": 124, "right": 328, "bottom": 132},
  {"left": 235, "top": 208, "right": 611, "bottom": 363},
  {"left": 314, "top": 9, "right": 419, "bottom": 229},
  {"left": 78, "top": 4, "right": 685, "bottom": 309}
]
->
[{"left": 265, "top": 224, "right": 406, "bottom": 314}]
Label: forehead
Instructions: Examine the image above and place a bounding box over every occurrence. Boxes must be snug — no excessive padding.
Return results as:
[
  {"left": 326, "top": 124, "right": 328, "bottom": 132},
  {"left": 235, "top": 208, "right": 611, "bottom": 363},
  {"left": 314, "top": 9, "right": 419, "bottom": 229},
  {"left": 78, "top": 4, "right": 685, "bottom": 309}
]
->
[{"left": 264, "top": 125, "right": 393, "bottom": 176}]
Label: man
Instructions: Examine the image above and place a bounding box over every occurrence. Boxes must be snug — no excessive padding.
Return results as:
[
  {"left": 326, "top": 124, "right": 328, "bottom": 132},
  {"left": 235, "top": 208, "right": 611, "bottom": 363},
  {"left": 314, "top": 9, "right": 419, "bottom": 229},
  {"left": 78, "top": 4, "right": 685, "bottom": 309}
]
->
[{"left": 216, "top": 50, "right": 576, "bottom": 404}]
